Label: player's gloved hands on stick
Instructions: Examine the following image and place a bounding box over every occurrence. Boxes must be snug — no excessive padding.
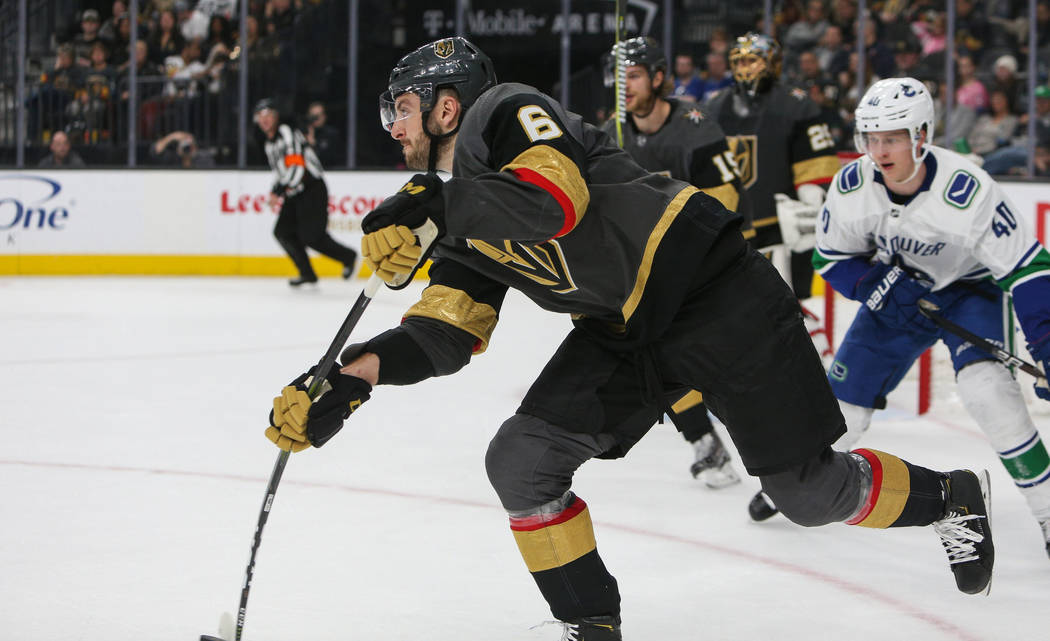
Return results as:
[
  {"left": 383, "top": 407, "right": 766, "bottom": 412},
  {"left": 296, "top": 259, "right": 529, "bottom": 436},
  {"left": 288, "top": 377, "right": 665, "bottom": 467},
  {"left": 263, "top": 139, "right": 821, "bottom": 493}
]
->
[
  {"left": 861, "top": 264, "right": 937, "bottom": 330},
  {"left": 1028, "top": 335, "right": 1050, "bottom": 402},
  {"left": 265, "top": 365, "right": 372, "bottom": 452},
  {"left": 362, "top": 173, "right": 445, "bottom": 288}
]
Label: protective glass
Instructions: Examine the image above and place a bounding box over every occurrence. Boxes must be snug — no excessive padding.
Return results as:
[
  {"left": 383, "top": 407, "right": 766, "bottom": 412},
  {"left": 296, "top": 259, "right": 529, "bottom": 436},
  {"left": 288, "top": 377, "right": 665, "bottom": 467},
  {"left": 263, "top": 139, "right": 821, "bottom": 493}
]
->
[{"left": 379, "top": 85, "right": 432, "bottom": 131}]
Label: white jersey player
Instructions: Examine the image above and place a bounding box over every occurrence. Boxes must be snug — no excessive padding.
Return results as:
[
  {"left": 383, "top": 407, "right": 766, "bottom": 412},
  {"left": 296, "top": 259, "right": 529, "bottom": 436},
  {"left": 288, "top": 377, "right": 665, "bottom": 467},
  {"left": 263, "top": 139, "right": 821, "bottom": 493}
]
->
[{"left": 813, "top": 77, "right": 1050, "bottom": 557}]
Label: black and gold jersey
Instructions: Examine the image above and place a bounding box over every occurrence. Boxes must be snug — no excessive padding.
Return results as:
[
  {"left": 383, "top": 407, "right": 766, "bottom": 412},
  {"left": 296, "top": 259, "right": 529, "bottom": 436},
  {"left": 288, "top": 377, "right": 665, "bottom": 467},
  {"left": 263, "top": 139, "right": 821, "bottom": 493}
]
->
[
  {"left": 406, "top": 82, "right": 742, "bottom": 353},
  {"left": 599, "top": 99, "right": 747, "bottom": 221},
  {"left": 704, "top": 84, "right": 839, "bottom": 249}
]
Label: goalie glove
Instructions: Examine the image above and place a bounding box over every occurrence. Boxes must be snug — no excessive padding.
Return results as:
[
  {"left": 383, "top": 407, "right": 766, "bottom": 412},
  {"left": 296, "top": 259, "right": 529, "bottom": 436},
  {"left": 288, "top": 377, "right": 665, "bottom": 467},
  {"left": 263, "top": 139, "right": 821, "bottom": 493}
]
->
[
  {"left": 774, "top": 193, "right": 819, "bottom": 252},
  {"left": 265, "top": 366, "right": 372, "bottom": 452},
  {"left": 361, "top": 173, "right": 444, "bottom": 289}
]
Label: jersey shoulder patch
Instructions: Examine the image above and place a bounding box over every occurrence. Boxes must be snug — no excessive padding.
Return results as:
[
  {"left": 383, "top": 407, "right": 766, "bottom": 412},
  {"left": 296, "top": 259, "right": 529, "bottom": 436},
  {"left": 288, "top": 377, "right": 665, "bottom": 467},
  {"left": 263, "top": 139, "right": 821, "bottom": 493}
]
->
[
  {"left": 836, "top": 160, "right": 864, "bottom": 194},
  {"left": 681, "top": 106, "right": 706, "bottom": 125},
  {"left": 942, "top": 169, "right": 981, "bottom": 209}
]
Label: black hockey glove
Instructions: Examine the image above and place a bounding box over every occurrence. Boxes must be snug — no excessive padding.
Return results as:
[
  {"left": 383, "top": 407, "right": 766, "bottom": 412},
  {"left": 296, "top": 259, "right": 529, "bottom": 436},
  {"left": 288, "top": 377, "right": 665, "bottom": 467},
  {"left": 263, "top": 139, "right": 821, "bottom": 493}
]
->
[
  {"left": 265, "top": 365, "right": 372, "bottom": 452},
  {"left": 361, "top": 173, "right": 445, "bottom": 289}
]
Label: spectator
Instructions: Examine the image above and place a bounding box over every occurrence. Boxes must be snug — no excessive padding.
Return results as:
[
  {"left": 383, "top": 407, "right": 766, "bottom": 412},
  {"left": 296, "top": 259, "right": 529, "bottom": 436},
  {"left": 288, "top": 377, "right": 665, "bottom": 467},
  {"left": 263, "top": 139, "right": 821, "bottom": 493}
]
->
[
  {"left": 861, "top": 18, "right": 895, "bottom": 79},
  {"left": 304, "top": 101, "right": 342, "bottom": 167},
  {"left": 791, "top": 50, "right": 829, "bottom": 87},
  {"left": 967, "top": 89, "right": 1019, "bottom": 155},
  {"left": 671, "top": 53, "right": 703, "bottom": 102},
  {"left": 982, "top": 84, "right": 1050, "bottom": 175},
  {"left": 98, "top": 1, "right": 127, "bottom": 44},
  {"left": 106, "top": 15, "right": 133, "bottom": 68},
  {"left": 27, "top": 43, "right": 83, "bottom": 141},
  {"left": 177, "top": 0, "right": 209, "bottom": 42},
  {"left": 988, "top": 55, "right": 1023, "bottom": 114},
  {"left": 72, "top": 9, "right": 103, "bottom": 66},
  {"left": 38, "top": 131, "right": 86, "bottom": 168},
  {"left": 955, "top": 54, "right": 988, "bottom": 113},
  {"left": 813, "top": 24, "right": 850, "bottom": 76},
  {"left": 913, "top": 10, "right": 948, "bottom": 57},
  {"left": 783, "top": 0, "right": 829, "bottom": 60},
  {"left": 1035, "top": 144, "right": 1050, "bottom": 177},
  {"left": 890, "top": 37, "right": 924, "bottom": 78},
  {"left": 697, "top": 52, "right": 733, "bottom": 100},
  {"left": 708, "top": 28, "right": 732, "bottom": 58},
  {"left": 932, "top": 80, "right": 977, "bottom": 149},
  {"left": 151, "top": 131, "right": 216, "bottom": 168},
  {"left": 163, "top": 39, "right": 206, "bottom": 97},
  {"left": 148, "top": 9, "right": 185, "bottom": 66},
  {"left": 203, "top": 15, "right": 234, "bottom": 56},
  {"left": 828, "top": 0, "right": 859, "bottom": 47},
  {"left": 954, "top": 0, "right": 990, "bottom": 55}
]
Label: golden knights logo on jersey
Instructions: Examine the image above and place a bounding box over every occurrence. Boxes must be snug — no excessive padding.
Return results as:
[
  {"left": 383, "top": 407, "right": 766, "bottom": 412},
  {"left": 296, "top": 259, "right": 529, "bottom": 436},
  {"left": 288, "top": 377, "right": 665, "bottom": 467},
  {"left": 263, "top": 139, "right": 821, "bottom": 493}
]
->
[
  {"left": 434, "top": 38, "right": 455, "bottom": 59},
  {"left": 727, "top": 135, "right": 758, "bottom": 189},
  {"left": 467, "top": 239, "right": 578, "bottom": 294}
]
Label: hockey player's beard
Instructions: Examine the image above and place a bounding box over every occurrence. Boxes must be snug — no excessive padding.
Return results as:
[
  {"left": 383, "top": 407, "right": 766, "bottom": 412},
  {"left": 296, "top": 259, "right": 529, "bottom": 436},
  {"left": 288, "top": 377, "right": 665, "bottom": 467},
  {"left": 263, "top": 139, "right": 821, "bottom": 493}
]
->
[
  {"left": 402, "top": 132, "right": 453, "bottom": 171},
  {"left": 630, "top": 92, "right": 658, "bottom": 118}
]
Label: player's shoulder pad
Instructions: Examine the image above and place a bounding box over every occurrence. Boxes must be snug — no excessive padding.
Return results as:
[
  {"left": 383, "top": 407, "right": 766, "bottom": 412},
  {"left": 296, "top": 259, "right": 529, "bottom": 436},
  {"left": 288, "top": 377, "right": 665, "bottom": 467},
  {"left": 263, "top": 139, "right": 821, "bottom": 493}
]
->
[
  {"left": 932, "top": 146, "right": 988, "bottom": 210},
  {"left": 834, "top": 158, "right": 866, "bottom": 195}
]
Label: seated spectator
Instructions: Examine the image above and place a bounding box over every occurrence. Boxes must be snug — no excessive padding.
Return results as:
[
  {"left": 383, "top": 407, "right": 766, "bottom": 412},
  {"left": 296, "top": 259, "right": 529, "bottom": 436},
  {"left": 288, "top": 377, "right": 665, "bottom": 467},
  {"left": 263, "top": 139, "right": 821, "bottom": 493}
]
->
[
  {"left": 671, "top": 53, "right": 703, "bottom": 102},
  {"left": 151, "top": 131, "right": 216, "bottom": 168},
  {"left": 829, "top": 0, "right": 859, "bottom": 47},
  {"left": 98, "top": 1, "right": 127, "bottom": 44},
  {"left": 954, "top": 0, "right": 990, "bottom": 55},
  {"left": 204, "top": 15, "right": 234, "bottom": 58},
  {"left": 861, "top": 19, "right": 895, "bottom": 79},
  {"left": 813, "top": 24, "right": 850, "bottom": 76},
  {"left": 783, "top": 0, "right": 829, "bottom": 61},
  {"left": 982, "top": 84, "right": 1050, "bottom": 176},
  {"left": 148, "top": 9, "right": 185, "bottom": 66},
  {"left": 912, "top": 10, "right": 947, "bottom": 57},
  {"left": 27, "top": 43, "right": 83, "bottom": 140},
  {"left": 38, "top": 131, "right": 86, "bottom": 168},
  {"left": 164, "top": 40, "right": 206, "bottom": 98},
  {"left": 68, "top": 41, "right": 117, "bottom": 138},
  {"left": 955, "top": 54, "right": 989, "bottom": 113},
  {"left": 72, "top": 9, "right": 103, "bottom": 66},
  {"left": 968, "top": 90, "right": 1019, "bottom": 155},
  {"left": 708, "top": 27, "right": 731, "bottom": 58},
  {"left": 988, "top": 55, "right": 1023, "bottom": 114},
  {"left": 890, "top": 37, "right": 923, "bottom": 77},
  {"left": 790, "top": 50, "right": 830, "bottom": 88},
  {"left": 697, "top": 52, "right": 733, "bottom": 100},
  {"left": 304, "top": 101, "right": 342, "bottom": 167}
]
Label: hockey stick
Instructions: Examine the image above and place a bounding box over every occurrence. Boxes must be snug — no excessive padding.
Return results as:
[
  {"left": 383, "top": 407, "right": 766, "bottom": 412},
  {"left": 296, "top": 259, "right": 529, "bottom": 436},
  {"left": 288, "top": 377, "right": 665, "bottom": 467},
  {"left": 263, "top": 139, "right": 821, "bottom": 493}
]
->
[
  {"left": 917, "top": 298, "right": 1046, "bottom": 380},
  {"left": 612, "top": 0, "right": 628, "bottom": 147},
  {"left": 203, "top": 274, "right": 384, "bottom": 641}
]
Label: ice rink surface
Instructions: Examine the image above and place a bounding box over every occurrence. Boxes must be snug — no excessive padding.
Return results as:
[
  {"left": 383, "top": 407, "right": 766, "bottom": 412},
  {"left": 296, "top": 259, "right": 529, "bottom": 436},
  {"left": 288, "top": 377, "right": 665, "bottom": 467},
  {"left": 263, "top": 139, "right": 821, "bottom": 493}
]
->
[{"left": 2, "top": 275, "right": 1048, "bottom": 641}]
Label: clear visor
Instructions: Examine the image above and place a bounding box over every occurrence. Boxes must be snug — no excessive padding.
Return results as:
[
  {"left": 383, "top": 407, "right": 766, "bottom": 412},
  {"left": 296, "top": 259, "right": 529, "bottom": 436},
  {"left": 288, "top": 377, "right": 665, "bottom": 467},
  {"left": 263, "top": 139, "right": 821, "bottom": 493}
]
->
[
  {"left": 379, "top": 85, "right": 433, "bottom": 131},
  {"left": 853, "top": 129, "right": 914, "bottom": 155}
]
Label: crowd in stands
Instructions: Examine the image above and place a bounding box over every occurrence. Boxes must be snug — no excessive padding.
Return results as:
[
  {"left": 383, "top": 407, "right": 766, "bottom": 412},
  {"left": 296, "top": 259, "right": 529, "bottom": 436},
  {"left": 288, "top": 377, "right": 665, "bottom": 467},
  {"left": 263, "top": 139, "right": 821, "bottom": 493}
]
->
[
  {"left": 17, "top": 0, "right": 1050, "bottom": 177},
  {"left": 669, "top": 0, "right": 1050, "bottom": 176}
]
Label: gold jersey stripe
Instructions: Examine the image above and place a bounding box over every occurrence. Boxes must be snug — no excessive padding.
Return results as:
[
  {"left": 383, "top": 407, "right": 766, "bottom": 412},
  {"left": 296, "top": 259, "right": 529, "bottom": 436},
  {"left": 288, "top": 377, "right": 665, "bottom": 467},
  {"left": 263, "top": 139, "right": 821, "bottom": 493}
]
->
[
  {"left": 511, "top": 506, "right": 597, "bottom": 573},
  {"left": 792, "top": 155, "right": 840, "bottom": 187},
  {"left": 671, "top": 390, "right": 704, "bottom": 414},
  {"left": 622, "top": 185, "right": 700, "bottom": 323},
  {"left": 700, "top": 182, "right": 740, "bottom": 213},
  {"left": 403, "top": 284, "right": 499, "bottom": 354},
  {"left": 750, "top": 215, "right": 780, "bottom": 228},
  {"left": 502, "top": 146, "right": 590, "bottom": 232},
  {"left": 850, "top": 449, "right": 911, "bottom": 529}
]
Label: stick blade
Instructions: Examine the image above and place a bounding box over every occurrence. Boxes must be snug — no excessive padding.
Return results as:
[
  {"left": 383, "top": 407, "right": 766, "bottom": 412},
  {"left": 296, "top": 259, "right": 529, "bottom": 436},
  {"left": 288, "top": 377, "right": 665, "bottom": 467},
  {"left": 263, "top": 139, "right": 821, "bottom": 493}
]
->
[{"left": 199, "top": 611, "right": 236, "bottom": 641}]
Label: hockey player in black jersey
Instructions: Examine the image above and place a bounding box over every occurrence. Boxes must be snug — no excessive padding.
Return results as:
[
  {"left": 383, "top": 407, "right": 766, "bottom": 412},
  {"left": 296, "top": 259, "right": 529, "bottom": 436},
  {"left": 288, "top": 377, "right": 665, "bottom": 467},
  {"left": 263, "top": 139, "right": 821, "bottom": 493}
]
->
[
  {"left": 254, "top": 98, "right": 358, "bottom": 287},
  {"left": 705, "top": 32, "right": 840, "bottom": 298},
  {"left": 599, "top": 36, "right": 743, "bottom": 488},
  {"left": 265, "top": 38, "right": 995, "bottom": 639}
]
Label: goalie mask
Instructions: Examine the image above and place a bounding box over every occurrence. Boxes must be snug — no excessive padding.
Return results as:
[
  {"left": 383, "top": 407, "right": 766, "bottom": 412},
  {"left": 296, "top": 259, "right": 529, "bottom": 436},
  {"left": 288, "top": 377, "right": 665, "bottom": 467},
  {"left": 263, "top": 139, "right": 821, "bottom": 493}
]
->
[
  {"left": 854, "top": 77, "right": 935, "bottom": 182},
  {"left": 603, "top": 36, "right": 667, "bottom": 88},
  {"left": 729, "top": 32, "right": 782, "bottom": 97}
]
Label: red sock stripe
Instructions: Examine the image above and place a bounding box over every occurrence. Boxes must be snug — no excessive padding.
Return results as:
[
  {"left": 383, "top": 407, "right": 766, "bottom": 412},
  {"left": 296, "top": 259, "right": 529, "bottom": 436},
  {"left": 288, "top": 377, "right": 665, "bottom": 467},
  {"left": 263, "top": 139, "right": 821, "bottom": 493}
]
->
[
  {"left": 509, "top": 167, "right": 577, "bottom": 238},
  {"left": 845, "top": 448, "right": 883, "bottom": 526},
  {"left": 509, "top": 497, "right": 588, "bottom": 532}
]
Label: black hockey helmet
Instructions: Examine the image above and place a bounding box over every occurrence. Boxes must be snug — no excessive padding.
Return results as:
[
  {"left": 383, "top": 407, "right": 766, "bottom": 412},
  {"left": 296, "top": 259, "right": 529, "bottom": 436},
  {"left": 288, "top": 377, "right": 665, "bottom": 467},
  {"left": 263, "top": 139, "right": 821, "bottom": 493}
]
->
[
  {"left": 729, "top": 32, "right": 783, "bottom": 96},
  {"left": 603, "top": 36, "right": 667, "bottom": 87},
  {"left": 380, "top": 36, "right": 496, "bottom": 132}
]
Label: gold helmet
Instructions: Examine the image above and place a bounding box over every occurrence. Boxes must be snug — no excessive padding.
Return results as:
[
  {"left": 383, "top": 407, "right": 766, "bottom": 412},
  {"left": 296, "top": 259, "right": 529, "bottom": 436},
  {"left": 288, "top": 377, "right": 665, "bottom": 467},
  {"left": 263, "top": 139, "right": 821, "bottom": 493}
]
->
[{"left": 729, "top": 32, "right": 782, "bottom": 96}]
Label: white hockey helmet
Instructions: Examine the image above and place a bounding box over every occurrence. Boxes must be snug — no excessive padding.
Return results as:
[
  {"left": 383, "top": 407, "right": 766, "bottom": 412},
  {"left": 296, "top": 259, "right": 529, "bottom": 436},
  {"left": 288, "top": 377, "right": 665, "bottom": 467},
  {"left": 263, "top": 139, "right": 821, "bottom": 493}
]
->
[{"left": 854, "top": 77, "right": 935, "bottom": 172}]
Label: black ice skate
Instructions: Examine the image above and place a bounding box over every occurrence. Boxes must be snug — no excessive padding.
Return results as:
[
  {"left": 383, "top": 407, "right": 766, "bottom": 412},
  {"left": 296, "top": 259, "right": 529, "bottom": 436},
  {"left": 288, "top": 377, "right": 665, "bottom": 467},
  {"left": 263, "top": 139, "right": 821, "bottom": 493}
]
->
[
  {"left": 556, "top": 615, "right": 622, "bottom": 640},
  {"left": 1040, "top": 519, "right": 1050, "bottom": 560},
  {"left": 288, "top": 275, "right": 319, "bottom": 287},
  {"left": 934, "top": 469, "right": 994, "bottom": 595},
  {"left": 747, "top": 490, "right": 779, "bottom": 521},
  {"left": 689, "top": 432, "right": 741, "bottom": 488}
]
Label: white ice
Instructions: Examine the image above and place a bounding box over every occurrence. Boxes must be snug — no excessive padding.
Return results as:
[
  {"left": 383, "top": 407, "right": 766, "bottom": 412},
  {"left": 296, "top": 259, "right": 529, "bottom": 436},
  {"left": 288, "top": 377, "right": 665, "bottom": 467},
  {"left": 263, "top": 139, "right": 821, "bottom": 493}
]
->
[{"left": 2, "top": 276, "right": 1047, "bottom": 641}]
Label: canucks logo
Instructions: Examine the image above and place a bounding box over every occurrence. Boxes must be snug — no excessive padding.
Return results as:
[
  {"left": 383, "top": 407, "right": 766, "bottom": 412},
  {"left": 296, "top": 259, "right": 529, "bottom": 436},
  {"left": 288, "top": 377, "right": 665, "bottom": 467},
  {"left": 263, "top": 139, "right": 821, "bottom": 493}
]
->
[
  {"left": 433, "top": 38, "right": 455, "bottom": 59},
  {"left": 943, "top": 170, "right": 980, "bottom": 209},
  {"left": 837, "top": 161, "right": 863, "bottom": 194}
]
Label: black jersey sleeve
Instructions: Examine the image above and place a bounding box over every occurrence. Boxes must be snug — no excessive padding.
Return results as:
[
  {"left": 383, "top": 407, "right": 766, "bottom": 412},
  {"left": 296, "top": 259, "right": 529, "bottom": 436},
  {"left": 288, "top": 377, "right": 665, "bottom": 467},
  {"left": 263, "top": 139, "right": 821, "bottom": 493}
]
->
[
  {"left": 688, "top": 137, "right": 745, "bottom": 214},
  {"left": 788, "top": 102, "right": 840, "bottom": 189},
  {"left": 443, "top": 91, "right": 592, "bottom": 244}
]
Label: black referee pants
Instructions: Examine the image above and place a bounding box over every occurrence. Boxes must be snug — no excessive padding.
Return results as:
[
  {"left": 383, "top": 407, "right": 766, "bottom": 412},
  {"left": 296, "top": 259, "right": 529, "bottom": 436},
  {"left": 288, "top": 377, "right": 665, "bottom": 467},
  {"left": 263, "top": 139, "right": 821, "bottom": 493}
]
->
[{"left": 273, "top": 180, "right": 357, "bottom": 279}]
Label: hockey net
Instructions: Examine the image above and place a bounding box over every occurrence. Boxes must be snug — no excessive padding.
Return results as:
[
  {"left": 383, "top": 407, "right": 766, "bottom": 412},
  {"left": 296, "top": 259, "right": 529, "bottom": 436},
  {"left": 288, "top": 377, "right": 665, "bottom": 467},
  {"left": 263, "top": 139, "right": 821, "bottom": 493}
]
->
[{"left": 808, "top": 281, "right": 1049, "bottom": 417}]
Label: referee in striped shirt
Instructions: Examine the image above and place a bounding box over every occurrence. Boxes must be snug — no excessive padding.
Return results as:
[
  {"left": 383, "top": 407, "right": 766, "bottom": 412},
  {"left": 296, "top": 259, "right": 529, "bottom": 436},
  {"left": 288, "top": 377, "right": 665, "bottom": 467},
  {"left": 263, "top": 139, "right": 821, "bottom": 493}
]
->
[{"left": 254, "top": 98, "right": 358, "bottom": 286}]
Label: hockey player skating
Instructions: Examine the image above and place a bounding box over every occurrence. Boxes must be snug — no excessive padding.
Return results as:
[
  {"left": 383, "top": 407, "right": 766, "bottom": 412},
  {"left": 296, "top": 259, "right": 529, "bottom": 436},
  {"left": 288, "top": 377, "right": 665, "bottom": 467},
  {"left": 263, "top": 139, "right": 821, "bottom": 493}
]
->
[
  {"left": 751, "top": 77, "right": 1050, "bottom": 557},
  {"left": 599, "top": 36, "right": 743, "bottom": 488},
  {"left": 265, "top": 39, "right": 995, "bottom": 639},
  {"left": 254, "top": 98, "right": 358, "bottom": 287}
]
